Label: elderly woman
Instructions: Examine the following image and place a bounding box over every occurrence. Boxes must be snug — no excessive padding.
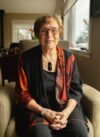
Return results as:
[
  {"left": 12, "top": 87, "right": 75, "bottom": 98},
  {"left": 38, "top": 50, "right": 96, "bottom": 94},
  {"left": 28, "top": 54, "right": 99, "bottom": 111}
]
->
[{"left": 15, "top": 15, "right": 88, "bottom": 137}]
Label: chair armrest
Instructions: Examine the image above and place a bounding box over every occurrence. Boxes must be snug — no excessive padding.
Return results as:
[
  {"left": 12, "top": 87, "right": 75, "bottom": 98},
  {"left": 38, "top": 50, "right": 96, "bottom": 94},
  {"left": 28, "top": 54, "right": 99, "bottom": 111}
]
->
[
  {"left": 82, "top": 84, "right": 100, "bottom": 137},
  {"left": 0, "top": 83, "right": 16, "bottom": 137},
  {"left": 5, "top": 117, "right": 18, "bottom": 137}
]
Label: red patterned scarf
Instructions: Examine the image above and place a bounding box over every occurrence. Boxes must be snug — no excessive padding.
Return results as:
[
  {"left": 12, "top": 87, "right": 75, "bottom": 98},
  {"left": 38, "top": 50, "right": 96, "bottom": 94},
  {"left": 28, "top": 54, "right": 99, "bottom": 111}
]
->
[{"left": 56, "top": 47, "right": 75, "bottom": 105}]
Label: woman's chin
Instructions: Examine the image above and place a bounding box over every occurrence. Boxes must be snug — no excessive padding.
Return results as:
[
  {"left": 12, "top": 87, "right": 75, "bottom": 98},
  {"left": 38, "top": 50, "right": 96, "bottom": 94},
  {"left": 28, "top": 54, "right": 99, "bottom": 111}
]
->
[{"left": 45, "top": 44, "right": 56, "bottom": 49}]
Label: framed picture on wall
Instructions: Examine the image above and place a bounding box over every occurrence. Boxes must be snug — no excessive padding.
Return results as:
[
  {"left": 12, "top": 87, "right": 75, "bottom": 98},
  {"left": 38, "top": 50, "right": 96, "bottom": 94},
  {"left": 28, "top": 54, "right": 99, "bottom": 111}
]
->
[{"left": 90, "top": 0, "right": 100, "bottom": 17}]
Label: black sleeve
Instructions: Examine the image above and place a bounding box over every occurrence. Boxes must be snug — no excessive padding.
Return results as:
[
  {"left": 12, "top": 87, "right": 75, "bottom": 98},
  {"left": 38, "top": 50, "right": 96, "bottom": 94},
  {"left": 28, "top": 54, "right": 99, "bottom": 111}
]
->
[{"left": 68, "top": 59, "right": 83, "bottom": 104}]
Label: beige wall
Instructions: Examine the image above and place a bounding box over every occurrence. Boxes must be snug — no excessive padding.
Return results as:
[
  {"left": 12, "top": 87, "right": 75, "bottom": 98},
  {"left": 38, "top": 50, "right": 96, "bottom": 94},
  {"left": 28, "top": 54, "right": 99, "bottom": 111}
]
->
[
  {"left": 74, "top": 18, "right": 100, "bottom": 91},
  {"left": 4, "top": 13, "right": 43, "bottom": 48}
]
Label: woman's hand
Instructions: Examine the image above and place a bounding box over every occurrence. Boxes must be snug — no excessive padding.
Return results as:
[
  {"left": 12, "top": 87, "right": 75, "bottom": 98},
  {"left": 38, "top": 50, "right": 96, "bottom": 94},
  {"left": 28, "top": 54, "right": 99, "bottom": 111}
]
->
[
  {"left": 41, "top": 108, "right": 57, "bottom": 124},
  {"left": 50, "top": 99, "right": 77, "bottom": 130},
  {"left": 50, "top": 111, "right": 68, "bottom": 130},
  {"left": 42, "top": 108, "right": 69, "bottom": 130}
]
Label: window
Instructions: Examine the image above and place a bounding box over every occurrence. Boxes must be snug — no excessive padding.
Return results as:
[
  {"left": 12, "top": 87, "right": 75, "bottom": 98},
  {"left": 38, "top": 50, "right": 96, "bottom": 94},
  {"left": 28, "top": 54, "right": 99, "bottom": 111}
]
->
[
  {"left": 64, "top": 0, "right": 90, "bottom": 51},
  {"left": 12, "top": 20, "right": 34, "bottom": 42}
]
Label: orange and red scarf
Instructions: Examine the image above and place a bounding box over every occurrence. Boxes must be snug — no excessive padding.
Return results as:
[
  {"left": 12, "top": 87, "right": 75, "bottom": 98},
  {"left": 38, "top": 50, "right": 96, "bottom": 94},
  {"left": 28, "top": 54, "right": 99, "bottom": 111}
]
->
[{"left": 56, "top": 47, "right": 75, "bottom": 105}]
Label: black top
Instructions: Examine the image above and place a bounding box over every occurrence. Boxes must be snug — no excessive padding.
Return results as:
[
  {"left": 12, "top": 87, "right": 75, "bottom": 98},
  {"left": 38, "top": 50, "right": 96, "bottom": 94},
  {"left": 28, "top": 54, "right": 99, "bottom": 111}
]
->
[
  {"left": 43, "top": 70, "right": 85, "bottom": 121},
  {"left": 43, "top": 70, "right": 59, "bottom": 110}
]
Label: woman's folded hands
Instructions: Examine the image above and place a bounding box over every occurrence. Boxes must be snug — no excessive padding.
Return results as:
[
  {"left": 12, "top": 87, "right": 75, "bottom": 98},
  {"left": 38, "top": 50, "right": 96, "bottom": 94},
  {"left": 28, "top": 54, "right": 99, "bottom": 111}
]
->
[{"left": 41, "top": 108, "right": 68, "bottom": 130}]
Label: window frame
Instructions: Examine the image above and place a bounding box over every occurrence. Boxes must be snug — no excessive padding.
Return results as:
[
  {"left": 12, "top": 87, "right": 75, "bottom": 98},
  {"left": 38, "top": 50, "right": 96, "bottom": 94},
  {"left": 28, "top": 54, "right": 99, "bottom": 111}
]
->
[
  {"left": 11, "top": 20, "right": 34, "bottom": 42},
  {"left": 63, "top": 0, "right": 91, "bottom": 56}
]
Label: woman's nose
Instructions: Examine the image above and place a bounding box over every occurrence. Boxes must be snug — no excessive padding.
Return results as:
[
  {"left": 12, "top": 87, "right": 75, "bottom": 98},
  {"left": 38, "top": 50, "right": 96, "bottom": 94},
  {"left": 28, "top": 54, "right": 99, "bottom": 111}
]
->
[
  {"left": 46, "top": 29, "right": 52, "bottom": 34},
  {"left": 46, "top": 29, "right": 53, "bottom": 36}
]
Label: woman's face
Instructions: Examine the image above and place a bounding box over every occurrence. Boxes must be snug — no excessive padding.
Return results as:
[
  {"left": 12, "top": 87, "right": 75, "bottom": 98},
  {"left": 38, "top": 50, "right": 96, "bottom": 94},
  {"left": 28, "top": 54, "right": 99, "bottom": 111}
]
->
[{"left": 38, "top": 19, "right": 60, "bottom": 50}]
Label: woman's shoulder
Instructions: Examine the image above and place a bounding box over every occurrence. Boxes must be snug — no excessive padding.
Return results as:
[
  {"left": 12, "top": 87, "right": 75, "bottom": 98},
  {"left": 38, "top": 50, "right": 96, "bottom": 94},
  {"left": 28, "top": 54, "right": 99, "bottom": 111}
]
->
[
  {"left": 18, "top": 45, "right": 41, "bottom": 68},
  {"left": 21, "top": 45, "right": 41, "bottom": 58},
  {"left": 63, "top": 49, "right": 74, "bottom": 59},
  {"left": 18, "top": 45, "right": 41, "bottom": 65}
]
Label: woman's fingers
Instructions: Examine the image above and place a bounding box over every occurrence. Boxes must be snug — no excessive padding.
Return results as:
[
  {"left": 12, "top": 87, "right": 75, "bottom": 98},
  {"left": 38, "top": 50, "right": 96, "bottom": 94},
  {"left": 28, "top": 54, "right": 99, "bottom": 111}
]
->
[
  {"left": 50, "top": 122, "right": 67, "bottom": 130},
  {"left": 43, "top": 109, "right": 57, "bottom": 123}
]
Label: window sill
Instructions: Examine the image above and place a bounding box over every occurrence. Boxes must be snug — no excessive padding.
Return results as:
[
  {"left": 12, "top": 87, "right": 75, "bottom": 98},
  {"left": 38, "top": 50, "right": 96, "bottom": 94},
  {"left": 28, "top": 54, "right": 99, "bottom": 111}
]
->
[{"left": 69, "top": 47, "right": 91, "bottom": 58}]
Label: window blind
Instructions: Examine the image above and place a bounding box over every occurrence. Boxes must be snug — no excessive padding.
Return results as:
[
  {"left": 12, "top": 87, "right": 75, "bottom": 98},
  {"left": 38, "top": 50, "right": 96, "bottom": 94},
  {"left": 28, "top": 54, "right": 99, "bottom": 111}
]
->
[{"left": 64, "top": 0, "right": 77, "bottom": 15}]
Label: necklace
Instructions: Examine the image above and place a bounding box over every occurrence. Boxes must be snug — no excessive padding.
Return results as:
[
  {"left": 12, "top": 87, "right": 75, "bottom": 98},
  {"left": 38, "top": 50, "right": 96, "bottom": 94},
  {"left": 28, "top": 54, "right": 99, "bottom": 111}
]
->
[{"left": 48, "top": 62, "right": 52, "bottom": 71}]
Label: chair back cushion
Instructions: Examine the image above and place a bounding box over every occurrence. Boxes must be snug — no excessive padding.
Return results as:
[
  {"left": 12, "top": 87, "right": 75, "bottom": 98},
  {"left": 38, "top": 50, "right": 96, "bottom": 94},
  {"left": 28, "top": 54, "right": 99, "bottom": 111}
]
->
[{"left": 19, "top": 39, "right": 39, "bottom": 53}]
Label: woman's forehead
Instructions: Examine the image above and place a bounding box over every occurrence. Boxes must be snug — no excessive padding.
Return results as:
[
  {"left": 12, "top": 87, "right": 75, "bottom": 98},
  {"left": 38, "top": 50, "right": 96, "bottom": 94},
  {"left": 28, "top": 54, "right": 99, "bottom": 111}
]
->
[
  {"left": 41, "top": 19, "right": 59, "bottom": 28},
  {"left": 45, "top": 17, "right": 58, "bottom": 23}
]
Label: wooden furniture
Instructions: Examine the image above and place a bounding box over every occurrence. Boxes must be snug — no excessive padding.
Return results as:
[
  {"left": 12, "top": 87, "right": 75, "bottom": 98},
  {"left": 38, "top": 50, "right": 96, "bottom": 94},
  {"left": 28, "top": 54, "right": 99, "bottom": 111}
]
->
[
  {"left": 0, "top": 55, "right": 18, "bottom": 86},
  {"left": 0, "top": 10, "right": 5, "bottom": 49}
]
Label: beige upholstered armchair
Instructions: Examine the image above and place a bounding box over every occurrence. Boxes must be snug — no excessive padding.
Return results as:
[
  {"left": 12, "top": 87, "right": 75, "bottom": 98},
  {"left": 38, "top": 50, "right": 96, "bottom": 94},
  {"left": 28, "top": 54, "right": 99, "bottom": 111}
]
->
[
  {"left": 19, "top": 39, "right": 69, "bottom": 53},
  {"left": 0, "top": 83, "right": 100, "bottom": 137},
  {"left": 19, "top": 39, "right": 39, "bottom": 53}
]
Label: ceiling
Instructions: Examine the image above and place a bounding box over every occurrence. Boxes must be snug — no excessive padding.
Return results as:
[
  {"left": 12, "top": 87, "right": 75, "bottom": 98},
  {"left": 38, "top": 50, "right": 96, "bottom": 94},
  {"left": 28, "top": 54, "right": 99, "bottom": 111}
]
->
[{"left": 0, "top": 0, "right": 63, "bottom": 14}]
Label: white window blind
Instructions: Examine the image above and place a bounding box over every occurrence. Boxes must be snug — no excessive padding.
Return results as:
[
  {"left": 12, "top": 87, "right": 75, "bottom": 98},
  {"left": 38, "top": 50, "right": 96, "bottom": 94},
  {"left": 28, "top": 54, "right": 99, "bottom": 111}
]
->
[
  {"left": 64, "top": 0, "right": 77, "bottom": 15},
  {"left": 63, "top": 0, "right": 90, "bottom": 51}
]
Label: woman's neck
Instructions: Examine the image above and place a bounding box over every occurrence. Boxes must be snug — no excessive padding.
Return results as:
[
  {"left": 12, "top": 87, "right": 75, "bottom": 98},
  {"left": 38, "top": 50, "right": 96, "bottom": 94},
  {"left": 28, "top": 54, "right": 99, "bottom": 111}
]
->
[
  {"left": 42, "top": 48, "right": 58, "bottom": 72},
  {"left": 42, "top": 47, "right": 57, "bottom": 58}
]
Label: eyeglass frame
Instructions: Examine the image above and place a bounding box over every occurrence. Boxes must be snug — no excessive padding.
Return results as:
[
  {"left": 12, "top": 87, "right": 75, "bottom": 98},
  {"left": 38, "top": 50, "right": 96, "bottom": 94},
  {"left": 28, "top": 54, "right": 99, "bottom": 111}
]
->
[{"left": 39, "top": 27, "right": 60, "bottom": 35}]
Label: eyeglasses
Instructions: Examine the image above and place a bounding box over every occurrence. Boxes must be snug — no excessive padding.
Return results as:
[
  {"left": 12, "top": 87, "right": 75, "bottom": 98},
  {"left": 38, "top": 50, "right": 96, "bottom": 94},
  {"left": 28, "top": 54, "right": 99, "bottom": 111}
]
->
[{"left": 40, "top": 27, "right": 60, "bottom": 35}]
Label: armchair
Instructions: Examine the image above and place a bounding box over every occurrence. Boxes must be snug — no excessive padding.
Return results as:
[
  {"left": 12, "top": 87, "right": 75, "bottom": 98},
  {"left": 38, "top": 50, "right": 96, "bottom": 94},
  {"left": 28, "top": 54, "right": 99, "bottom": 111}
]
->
[
  {"left": 0, "top": 83, "right": 100, "bottom": 137},
  {"left": 19, "top": 39, "right": 69, "bottom": 53}
]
